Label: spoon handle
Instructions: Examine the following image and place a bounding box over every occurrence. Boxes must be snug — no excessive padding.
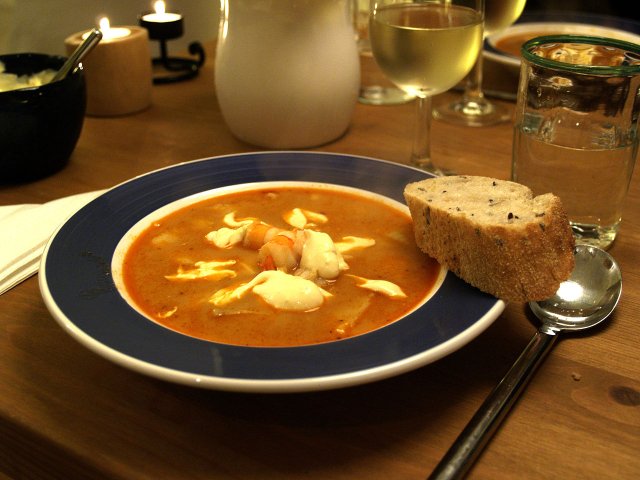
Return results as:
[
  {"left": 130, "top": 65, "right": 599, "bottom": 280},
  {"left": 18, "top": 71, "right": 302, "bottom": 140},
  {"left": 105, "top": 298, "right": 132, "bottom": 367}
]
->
[
  {"left": 52, "top": 28, "right": 102, "bottom": 82},
  {"left": 428, "top": 329, "right": 559, "bottom": 480}
]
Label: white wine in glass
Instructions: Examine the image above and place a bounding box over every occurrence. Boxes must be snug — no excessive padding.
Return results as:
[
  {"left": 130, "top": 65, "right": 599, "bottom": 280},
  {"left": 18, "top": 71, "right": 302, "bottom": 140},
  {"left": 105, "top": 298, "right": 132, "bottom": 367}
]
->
[
  {"left": 369, "top": 0, "right": 483, "bottom": 174},
  {"left": 433, "top": 0, "right": 526, "bottom": 127}
]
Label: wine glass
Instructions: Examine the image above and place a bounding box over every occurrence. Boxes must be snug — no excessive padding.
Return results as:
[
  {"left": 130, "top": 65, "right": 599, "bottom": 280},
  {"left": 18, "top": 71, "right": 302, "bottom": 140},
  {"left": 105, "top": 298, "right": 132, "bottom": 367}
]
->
[
  {"left": 433, "top": 0, "right": 526, "bottom": 127},
  {"left": 369, "top": 0, "right": 484, "bottom": 174},
  {"left": 353, "top": 0, "right": 414, "bottom": 105}
]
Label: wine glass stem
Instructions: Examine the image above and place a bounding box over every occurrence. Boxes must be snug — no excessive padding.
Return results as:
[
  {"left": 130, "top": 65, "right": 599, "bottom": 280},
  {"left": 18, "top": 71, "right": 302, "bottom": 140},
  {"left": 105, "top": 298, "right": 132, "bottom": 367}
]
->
[
  {"left": 462, "top": 47, "right": 485, "bottom": 104},
  {"left": 411, "top": 96, "right": 442, "bottom": 175}
]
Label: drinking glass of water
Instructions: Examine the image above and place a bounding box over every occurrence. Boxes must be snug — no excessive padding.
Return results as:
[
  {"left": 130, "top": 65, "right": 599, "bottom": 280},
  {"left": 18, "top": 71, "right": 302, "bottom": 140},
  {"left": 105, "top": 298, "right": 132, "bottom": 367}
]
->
[
  {"left": 512, "top": 35, "right": 640, "bottom": 249},
  {"left": 369, "top": 0, "right": 483, "bottom": 174}
]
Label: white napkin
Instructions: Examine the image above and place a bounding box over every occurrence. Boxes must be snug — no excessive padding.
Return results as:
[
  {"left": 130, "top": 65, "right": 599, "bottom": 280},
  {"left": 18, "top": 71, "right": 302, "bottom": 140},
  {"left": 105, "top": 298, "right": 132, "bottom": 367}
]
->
[{"left": 0, "top": 190, "right": 105, "bottom": 295}]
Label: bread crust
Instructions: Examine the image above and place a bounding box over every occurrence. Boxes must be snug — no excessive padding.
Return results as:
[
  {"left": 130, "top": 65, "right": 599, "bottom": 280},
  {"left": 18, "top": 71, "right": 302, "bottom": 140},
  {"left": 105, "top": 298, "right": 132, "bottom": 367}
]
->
[{"left": 404, "top": 176, "right": 575, "bottom": 302}]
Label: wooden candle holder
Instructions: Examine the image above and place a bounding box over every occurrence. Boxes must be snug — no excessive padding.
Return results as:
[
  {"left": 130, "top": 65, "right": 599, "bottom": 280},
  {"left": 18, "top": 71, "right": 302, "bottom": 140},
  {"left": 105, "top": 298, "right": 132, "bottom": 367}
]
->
[{"left": 65, "top": 26, "right": 152, "bottom": 116}]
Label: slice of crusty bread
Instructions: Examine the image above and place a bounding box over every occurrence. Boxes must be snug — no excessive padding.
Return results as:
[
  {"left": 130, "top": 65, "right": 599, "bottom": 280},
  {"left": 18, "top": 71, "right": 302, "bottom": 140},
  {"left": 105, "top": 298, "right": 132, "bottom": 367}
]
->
[{"left": 404, "top": 175, "right": 575, "bottom": 302}]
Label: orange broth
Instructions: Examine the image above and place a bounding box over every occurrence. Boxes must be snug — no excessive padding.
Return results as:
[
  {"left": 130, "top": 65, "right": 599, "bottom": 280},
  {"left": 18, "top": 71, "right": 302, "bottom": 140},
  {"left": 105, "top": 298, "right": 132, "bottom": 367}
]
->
[
  {"left": 121, "top": 186, "right": 440, "bottom": 347},
  {"left": 495, "top": 31, "right": 556, "bottom": 58}
]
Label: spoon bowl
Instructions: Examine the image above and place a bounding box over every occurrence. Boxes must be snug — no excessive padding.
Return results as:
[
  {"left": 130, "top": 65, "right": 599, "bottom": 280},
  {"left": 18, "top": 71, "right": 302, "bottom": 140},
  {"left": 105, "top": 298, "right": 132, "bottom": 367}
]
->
[
  {"left": 429, "top": 244, "right": 622, "bottom": 480},
  {"left": 531, "top": 244, "right": 622, "bottom": 331}
]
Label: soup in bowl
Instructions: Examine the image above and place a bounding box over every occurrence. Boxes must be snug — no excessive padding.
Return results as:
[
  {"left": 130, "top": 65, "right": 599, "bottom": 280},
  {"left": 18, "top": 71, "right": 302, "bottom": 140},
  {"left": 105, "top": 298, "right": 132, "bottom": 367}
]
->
[
  {"left": 485, "top": 22, "right": 640, "bottom": 68},
  {"left": 112, "top": 182, "right": 443, "bottom": 347}
]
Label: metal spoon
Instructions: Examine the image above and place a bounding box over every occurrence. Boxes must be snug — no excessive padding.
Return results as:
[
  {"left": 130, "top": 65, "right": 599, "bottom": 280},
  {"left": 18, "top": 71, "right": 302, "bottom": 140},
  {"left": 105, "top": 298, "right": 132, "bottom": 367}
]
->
[
  {"left": 429, "top": 244, "right": 622, "bottom": 480},
  {"left": 52, "top": 28, "right": 102, "bottom": 82}
]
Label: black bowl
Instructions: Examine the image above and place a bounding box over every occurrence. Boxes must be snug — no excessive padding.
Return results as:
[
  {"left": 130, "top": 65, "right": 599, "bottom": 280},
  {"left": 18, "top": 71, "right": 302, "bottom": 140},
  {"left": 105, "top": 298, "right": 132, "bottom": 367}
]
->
[{"left": 0, "top": 53, "right": 86, "bottom": 183}]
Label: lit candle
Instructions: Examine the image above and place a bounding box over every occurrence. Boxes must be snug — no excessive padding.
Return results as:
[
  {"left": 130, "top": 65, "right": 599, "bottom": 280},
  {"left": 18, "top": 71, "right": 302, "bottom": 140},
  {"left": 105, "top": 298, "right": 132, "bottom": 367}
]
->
[
  {"left": 142, "top": 1, "right": 182, "bottom": 23},
  {"left": 139, "top": 1, "right": 184, "bottom": 40},
  {"left": 65, "top": 18, "right": 152, "bottom": 116},
  {"left": 81, "top": 17, "right": 131, "bottom": 41}
]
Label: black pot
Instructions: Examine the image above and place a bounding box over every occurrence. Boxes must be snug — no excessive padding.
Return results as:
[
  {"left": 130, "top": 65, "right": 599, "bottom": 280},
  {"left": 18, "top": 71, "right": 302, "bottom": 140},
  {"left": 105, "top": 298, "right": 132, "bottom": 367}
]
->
[{"left": 1, "top": 53, "right": 86, "bottom": 183}]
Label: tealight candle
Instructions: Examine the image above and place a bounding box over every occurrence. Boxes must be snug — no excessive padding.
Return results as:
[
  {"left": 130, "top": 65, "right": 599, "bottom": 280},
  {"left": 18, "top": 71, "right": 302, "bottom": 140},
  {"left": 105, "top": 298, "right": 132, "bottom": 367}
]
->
[
  {"left": 139, "top": 1, "right": 184, "bottom": 40},
  {"left": 65, "top": 17, "right": 152, "bottom": 116},
  {"left": 138, "top": 0, "right": 204, "bottom": 84},
  {"left": 142, "top": 1, "right": 181, "bottom": 23}
]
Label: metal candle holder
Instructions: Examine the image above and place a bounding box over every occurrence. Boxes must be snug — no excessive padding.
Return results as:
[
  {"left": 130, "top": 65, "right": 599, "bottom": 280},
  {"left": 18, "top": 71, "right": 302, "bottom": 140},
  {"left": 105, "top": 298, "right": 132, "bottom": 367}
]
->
[{"left": 138, "top": 11, "right": 205, "bottom": 84}]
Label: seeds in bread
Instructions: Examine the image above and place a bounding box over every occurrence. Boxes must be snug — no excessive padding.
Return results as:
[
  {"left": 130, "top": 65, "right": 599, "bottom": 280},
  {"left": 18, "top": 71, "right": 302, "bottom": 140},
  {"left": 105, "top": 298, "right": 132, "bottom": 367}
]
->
[{"left": 404, "top": 175, "right": 575, "bottom": 302}]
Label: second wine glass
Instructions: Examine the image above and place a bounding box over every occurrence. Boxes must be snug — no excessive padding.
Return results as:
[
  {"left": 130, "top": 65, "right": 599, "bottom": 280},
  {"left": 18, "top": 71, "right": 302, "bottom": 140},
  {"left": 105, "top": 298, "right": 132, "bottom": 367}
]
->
[
  {"left": 369, "top": 0, "right": 484, "bottom": 174},
  {"left": 433, "top": 0, "right": 526, "bottom": 127}
]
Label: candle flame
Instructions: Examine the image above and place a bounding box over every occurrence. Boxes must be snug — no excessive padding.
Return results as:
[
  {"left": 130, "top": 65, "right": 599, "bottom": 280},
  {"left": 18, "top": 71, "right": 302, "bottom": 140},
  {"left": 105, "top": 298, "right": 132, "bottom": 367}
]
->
[
  {"left": 93, "top": 16, "right": 131, "bottom": 40},
  {"left": 98, "top": 16, "right": 111, "bottom": 33},
  {"left": 154, "top": 0, "right": 166, "bottom": 15}
]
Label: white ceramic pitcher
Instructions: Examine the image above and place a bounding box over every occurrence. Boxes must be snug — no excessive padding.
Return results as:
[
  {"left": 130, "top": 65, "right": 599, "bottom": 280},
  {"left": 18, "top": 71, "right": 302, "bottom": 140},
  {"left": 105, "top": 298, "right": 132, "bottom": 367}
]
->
[{"left": 214, "top": 0, "right": 360, "bottom": 148}]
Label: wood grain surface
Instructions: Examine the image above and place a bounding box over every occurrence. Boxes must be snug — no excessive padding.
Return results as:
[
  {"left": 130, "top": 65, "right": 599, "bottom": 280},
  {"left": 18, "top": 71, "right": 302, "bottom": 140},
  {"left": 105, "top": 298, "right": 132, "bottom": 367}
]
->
[{"left": 1, "top": 46, "right": 638, "bottom": 480}]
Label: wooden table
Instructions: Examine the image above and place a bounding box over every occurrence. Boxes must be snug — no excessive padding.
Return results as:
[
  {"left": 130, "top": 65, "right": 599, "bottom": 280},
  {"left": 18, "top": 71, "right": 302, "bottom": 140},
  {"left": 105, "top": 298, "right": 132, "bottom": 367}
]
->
[{"left": 1, "top": 47, "right": 639, "bottom": 480}]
